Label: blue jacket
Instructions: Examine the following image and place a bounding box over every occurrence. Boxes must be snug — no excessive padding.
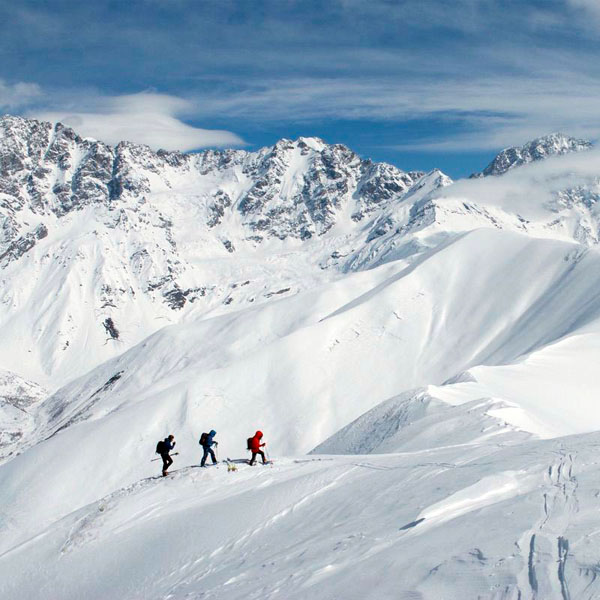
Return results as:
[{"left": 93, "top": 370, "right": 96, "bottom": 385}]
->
[
  {"left": 203, "top": 430, "right": 217, "bottom": 448},
  {"left": 164, "top": 438, "right": 175, "bottom": 452}
]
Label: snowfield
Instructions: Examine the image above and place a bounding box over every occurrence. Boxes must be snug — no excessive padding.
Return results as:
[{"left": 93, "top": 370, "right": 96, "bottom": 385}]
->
[
  {"left": 2, "top": 437, "right": 600, "bottom": 600},
  {"left": 2, "top": 120, "right": 600, "bottom": 598}
]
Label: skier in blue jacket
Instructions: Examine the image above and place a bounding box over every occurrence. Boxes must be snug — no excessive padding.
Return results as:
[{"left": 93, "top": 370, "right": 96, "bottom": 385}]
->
[{"left": 200, "top": 430, "right": 218, "bottom": 467}]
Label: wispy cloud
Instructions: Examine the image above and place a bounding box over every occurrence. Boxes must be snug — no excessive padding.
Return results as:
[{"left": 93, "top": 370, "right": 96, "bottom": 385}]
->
[
  {"left": 0, "top": 79, "right": 42, "bottom": 111},
  {"left": 32, "top": 92, "right": 245, "bottom": 151},
  {"left": 15, "top": 70, "right": 600, "bottom": 153},
  {"left": 2, "top": 0, "right": 600, "bottom": 160},
  {"left": 190, "top": 70, "right": 600, "bottom": 150},
  {"left": 0, "top": 75, "right": 246, "bottom": 151},
  {"left": 440, "top": 146, "right": 600, "bottom": 213}
]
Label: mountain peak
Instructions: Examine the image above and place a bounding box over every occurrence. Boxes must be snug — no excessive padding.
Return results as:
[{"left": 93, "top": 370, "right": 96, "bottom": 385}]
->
[
  {"left": 296, "top": 136, "right": 326, "bottom": 151},
  {"left": 472, "top": 132, "right": 592, "bottom": 177}
]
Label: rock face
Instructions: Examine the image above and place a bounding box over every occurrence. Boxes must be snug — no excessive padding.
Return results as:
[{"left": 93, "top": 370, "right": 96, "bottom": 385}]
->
[
  {"left": 0, "top": 116, "right": 425, "bottom": 248},
  {"left": 472, "top": 133, "right": 592, "bottom": 177},
  {"left": 0, "top": 114, "right": 435, "bottom": 277}
]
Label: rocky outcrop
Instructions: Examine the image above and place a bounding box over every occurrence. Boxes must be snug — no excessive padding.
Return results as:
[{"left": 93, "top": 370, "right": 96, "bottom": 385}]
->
[
  {"left": 0, "top": 222, "right": 47, "bottom": 267},
  {"left": 0, "top": 116, "right": 434, "bottom": 316},
  {"left": 0, "top": 117, "right": 426, "bottom": 249},
  {"left": 472, "top": 133, "right": 592, "bottom": 177},
  {"left": 0, "top": 369, "right": 47, "bottom": 461}
]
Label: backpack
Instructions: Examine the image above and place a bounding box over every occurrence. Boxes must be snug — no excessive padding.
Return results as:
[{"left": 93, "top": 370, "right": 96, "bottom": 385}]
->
[
  {"left": 247, "top": 437, "right": 253, "bottom": 451},
  {"left": 156, "top": 440, "right": 166, "bottom": 454},
  {"left": 199, "top": 432, "right": 209, "bottom": 446}
]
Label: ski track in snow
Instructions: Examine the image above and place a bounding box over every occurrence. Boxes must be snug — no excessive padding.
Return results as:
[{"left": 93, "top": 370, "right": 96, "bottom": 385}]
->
[{"left": 517, "top": 450, "right": 583, "bottom": 600}]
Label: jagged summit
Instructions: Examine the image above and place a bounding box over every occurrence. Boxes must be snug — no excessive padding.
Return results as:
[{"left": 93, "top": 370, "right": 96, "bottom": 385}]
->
[
  {"left": 3, "top": 114, "right": 600, "bottom": 390},
  {"left": 471, "top": 132, "right": 592, "bottom": 177},
  {"left": 0, "top": 114, "right": 448, "bottom": 385},
  {"left": 0, "top": 115, "right": 425, "bottom": 234}
]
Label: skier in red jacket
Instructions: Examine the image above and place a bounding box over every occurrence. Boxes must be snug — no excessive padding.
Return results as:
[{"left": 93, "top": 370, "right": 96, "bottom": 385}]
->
[{"left": 248, "top": 430, "right": 266, "bottom": 465}]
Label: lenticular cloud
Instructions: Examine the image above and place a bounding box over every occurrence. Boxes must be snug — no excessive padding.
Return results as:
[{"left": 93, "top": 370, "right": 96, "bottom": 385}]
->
[{"left": 35, "top": 91, "right": 245, "bottom": 151}]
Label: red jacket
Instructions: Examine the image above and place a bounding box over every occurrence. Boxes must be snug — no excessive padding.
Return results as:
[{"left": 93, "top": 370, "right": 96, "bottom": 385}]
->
[{"left": 250, "top": 431, "right": 264, "bottom": 452}]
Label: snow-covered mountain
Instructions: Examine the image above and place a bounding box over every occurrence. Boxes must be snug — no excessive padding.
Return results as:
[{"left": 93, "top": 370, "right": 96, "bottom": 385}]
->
[
  {"left": 2, "top": 116, "right": 600, "bottom": 391},
  {"left": 0, "top": 115, "right": 446, "bottom": 387},
  {"left": 471, "top": 132, "right": 592, "bottom": 177},
  {"left": 3, "top": 117, "right": 600, "bottom": 599}
]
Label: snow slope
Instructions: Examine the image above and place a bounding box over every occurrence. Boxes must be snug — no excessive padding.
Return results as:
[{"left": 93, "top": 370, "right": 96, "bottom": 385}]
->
[
  {"left": 4, "top": 228, "right": 600, "bottom": 559},
  {"left": 0, "top": 116, "right": 598, "bottom": 393},
  {"left": 0, "top": 116, "right": 432, "bottom": 388},
  {"left": 3, "top": 122, "right": 600, "bottom": 598},
  {"left": 2, "top": 433, "right": 599, "bottom": 600}
]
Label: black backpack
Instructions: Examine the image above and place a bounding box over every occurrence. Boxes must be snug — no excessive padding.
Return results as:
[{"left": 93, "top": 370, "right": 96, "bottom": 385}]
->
[
  {"left": 156, "top": 440, "right": 166, "bottom": 454},
  {"left": 199, "top": 432, "right": 209, "bottom": 446},
  {"left": 247, "top": 437, "right": 253, "bottom": 451}
]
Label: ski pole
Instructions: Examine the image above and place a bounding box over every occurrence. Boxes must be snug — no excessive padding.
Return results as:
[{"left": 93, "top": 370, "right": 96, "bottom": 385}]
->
[{"left": 151, "top": 452, "right": 179, "bottom": 462}]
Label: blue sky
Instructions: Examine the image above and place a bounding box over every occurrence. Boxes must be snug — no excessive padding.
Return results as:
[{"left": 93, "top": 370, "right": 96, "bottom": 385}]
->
[{"left": 1, "top": 0, "right": 599, "bottom": 177}]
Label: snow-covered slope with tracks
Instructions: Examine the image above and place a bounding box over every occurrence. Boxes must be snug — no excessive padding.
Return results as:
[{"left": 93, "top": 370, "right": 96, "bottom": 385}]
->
[{"left": 2, "top": 435, "right": 599, "bottom": 600}]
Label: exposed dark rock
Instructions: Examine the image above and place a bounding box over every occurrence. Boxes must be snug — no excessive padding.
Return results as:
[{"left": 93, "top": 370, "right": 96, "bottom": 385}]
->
[
  {"left": 163, "top": 286, "right": 186, "bottom": 309},
  {"left": 0, "top": 223, "right": 47, "bottom": 266},
  {"left": 264, "top": 287, "right": 291, "bottom": 298},
  {"left": 207, "top": 191, "right": 232, "bottom": 227},
  {"left": 0, "top": 116, "right": 430, "bottom": 254},
  {"left": 103, "top": 317, "right": 119, "bottom": 340}
]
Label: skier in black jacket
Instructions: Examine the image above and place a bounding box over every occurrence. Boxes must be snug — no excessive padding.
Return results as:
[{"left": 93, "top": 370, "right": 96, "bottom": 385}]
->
[{"left": 160, "top": 435, "right": 176, "bottom": 476}]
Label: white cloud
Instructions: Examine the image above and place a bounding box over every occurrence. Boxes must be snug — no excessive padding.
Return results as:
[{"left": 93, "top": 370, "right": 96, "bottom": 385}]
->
[
  {"left": 8, "top": 72, "right": 599, "bottom": 155},
  {"left": 3, "top": 1, "right": 599, "bottom": 157},
  {"left": 0, "top": 80, "right": 42, "bottom": 111},
  {"left": 33, "top": 92, "right": 245, "bottom": 151},
  {"left": 443, "top": 146, "right": 600, "bottom": 210}
]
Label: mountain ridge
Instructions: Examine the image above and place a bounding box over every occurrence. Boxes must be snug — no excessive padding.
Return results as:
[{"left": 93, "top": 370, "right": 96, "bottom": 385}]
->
[
  {"left": 0, "top": 114, "right": 598, "bottom": 391},
  {"left": 0, "top": 115, "right": 449, "bottom": 386},
  {"left": 471, "top": 132, "right": 592, "bottom": 177}
]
